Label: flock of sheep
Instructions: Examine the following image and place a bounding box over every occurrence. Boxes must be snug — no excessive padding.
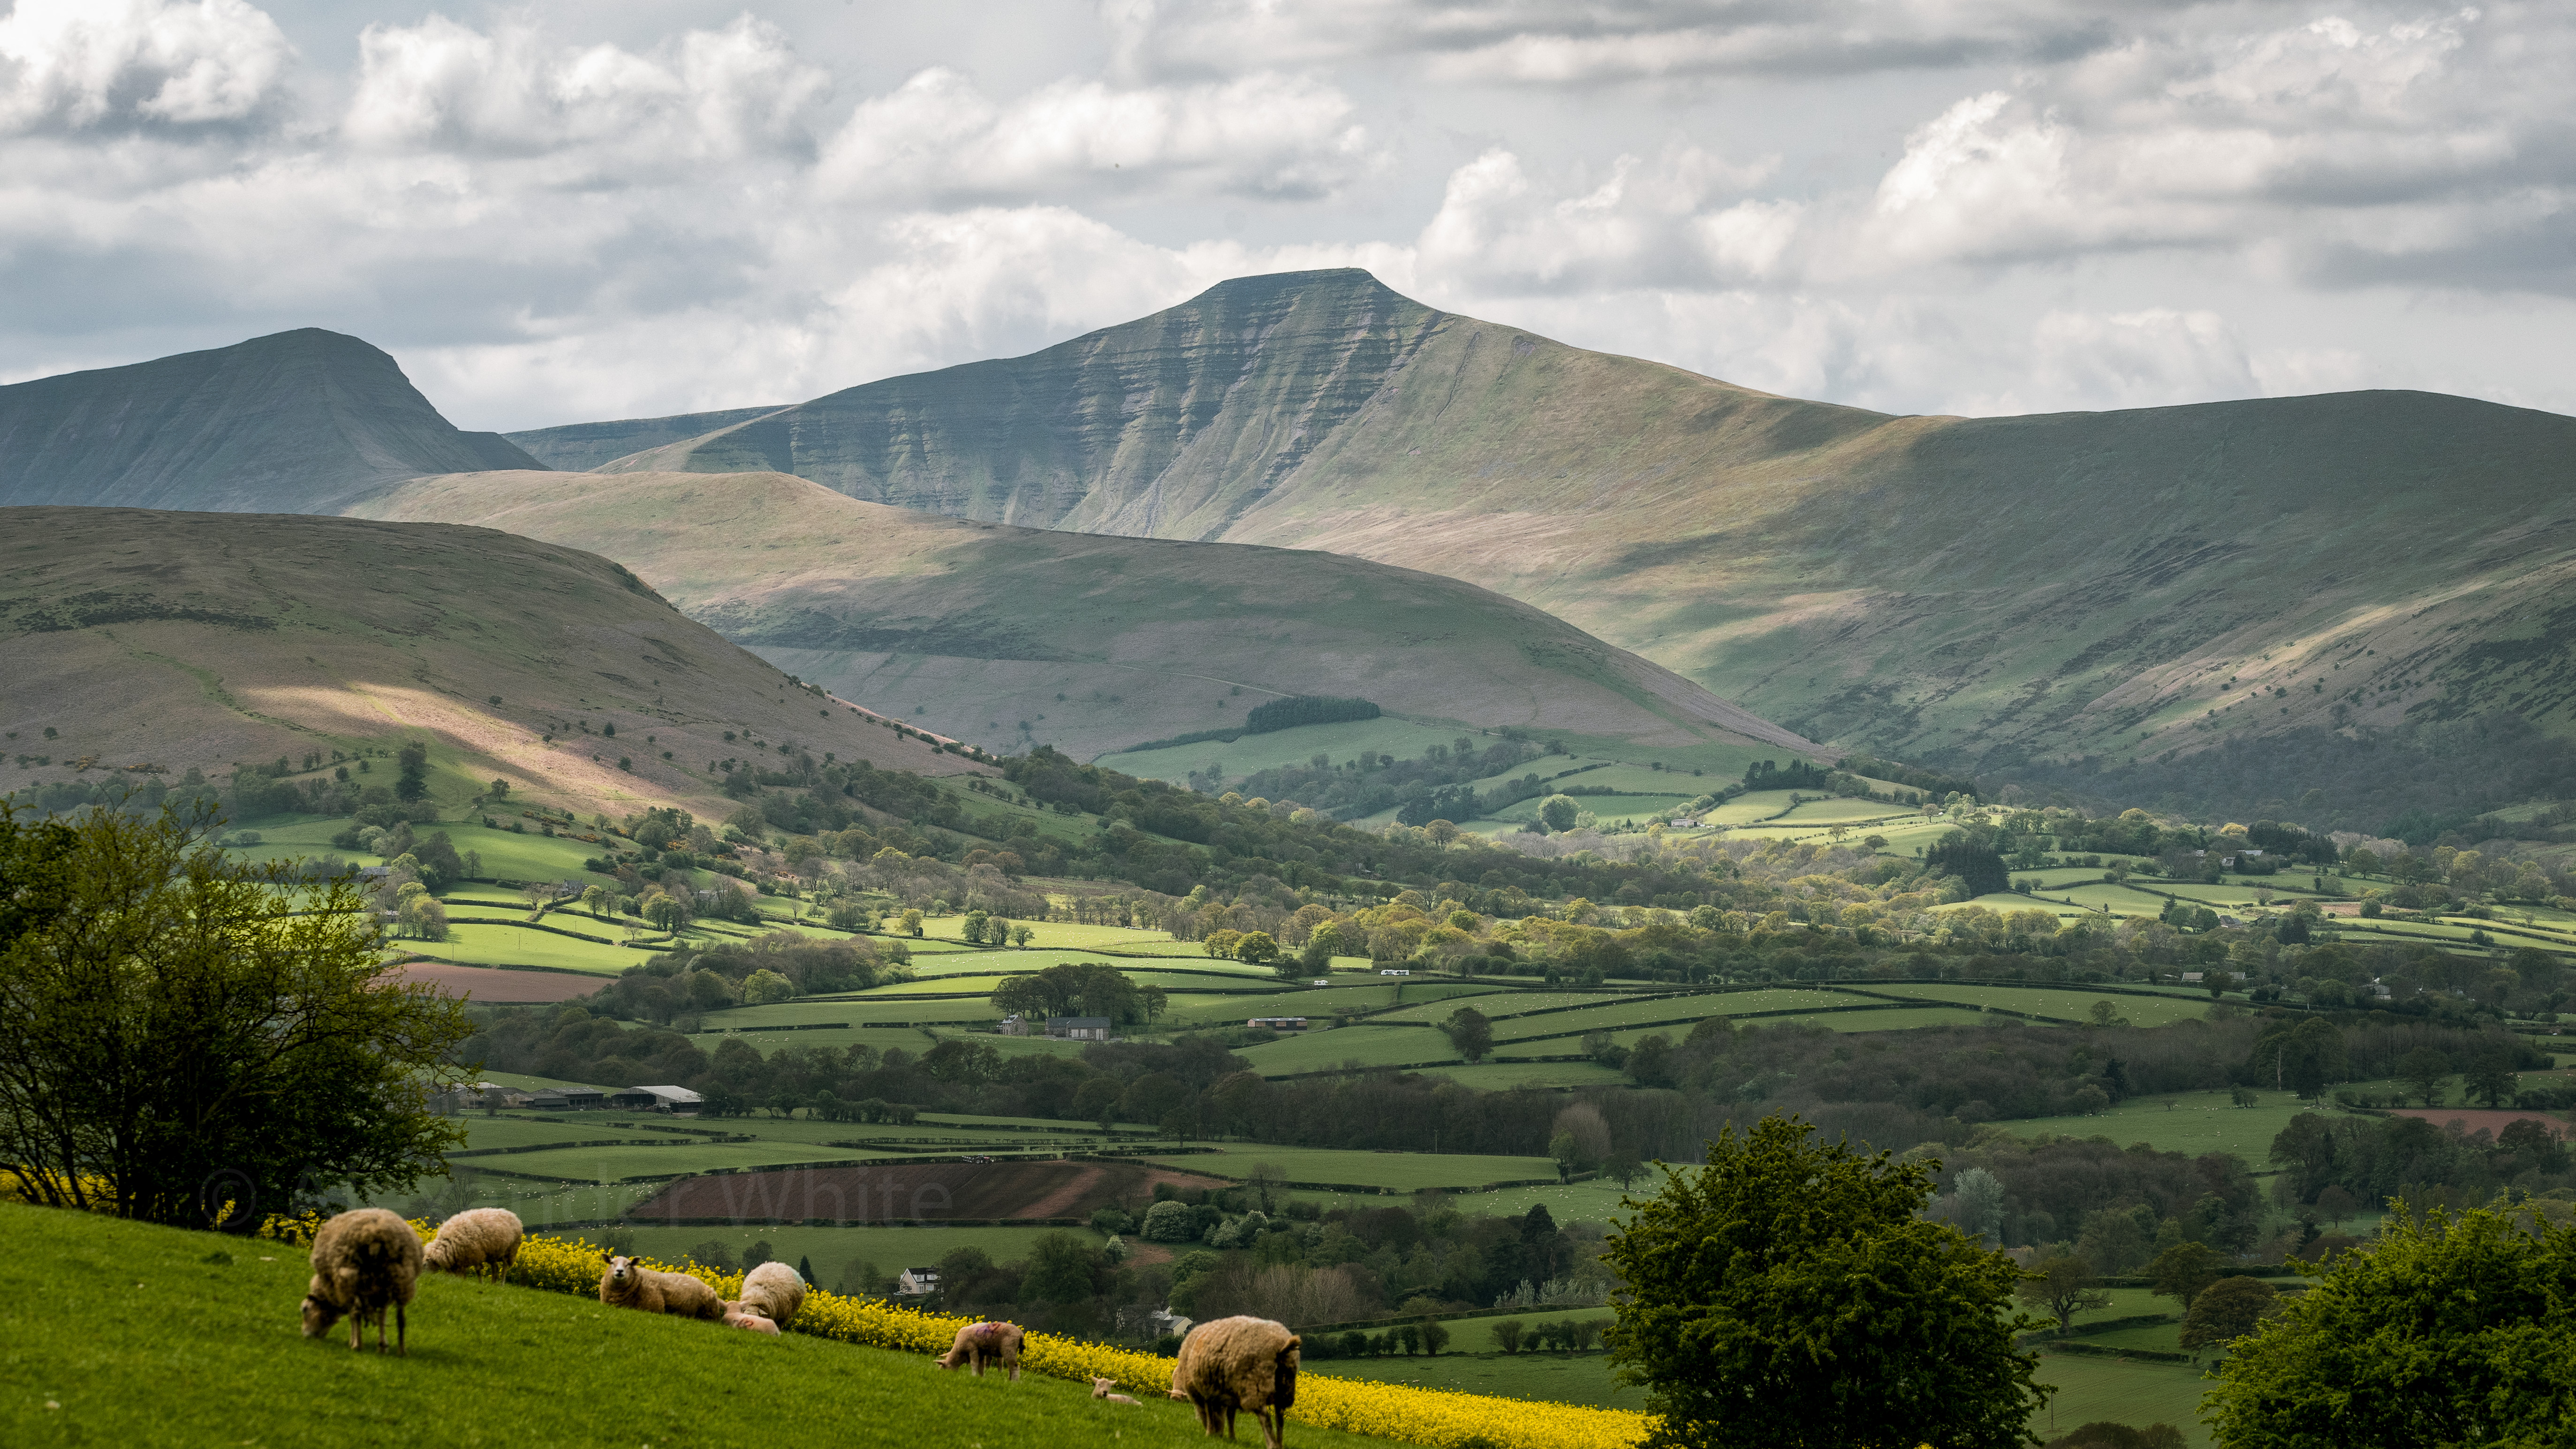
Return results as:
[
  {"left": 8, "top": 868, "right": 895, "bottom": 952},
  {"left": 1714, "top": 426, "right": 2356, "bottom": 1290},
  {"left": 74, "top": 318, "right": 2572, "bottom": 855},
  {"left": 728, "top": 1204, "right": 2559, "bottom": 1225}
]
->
[{"left": 293, "top": 1207, "right": 1304, "bottom": 1449}]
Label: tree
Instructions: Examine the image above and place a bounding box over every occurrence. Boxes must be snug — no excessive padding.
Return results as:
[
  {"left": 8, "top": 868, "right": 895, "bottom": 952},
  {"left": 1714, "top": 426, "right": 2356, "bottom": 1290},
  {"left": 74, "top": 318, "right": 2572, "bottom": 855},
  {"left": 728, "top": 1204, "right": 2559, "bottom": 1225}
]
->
[
  {"left": 1008, "top": 924, "right": 1033, "bottom": 947},
  {"left": 1603, "top": 1117, "right": 2048, "bottom": 1449},
  {"left": 1538, "top": 795, "right": 1579, "bottom": 832},
  {"left": 1442, "top": 1006, "right": 1495, "bottom": 1063},
  {"left": 2279, "top": 1017, "right": 2348, "bottom": 1100},
  {"left": 2179, "top": 1276, "right": 2279, "bottom": 1352},
  {"left": 961, "top": 908, "right": 991, "bottom": 944},
  {"left": 1492, "top": 1319, "right": 1525, "bottom": 1354},
  {"left": 2145, "top": 1242, "right": 2229, "bottom": 1312},
  {"left": 2462, "top": 1045, "right": 2518, "bottom": 1108},
  {"left": 1233, "top": 931, "right": 1280, "bottom": 966},
  {"left": 1246, "top": 1161, "right": 1287, "bottom": 1213},
  {"left": 1021, "top": 1230, "right": 1100, "bottom": 1305},
  {"left": 1419, "top": 1318, "right": 1451, "bottom": 1355},
  {"left": 1606, "top": 1150, "right": 1645, "bottom": 1191},
  {"left": 1950, "top": 1167, "right": 2004, "bottom": 1244},
  {"left": 2020, "top": 1253, "right": 2112, "bottom": 1331},
  {"left": 0, "top": 802, "right": 473, "bottom": 1226},
  {"left": 394, "top": 740, "right": 431, "bottom": 803},
  {"left": 580, "top": 884, "right": 612, "bottom": 919},
  {"left": 2395, "top": 1046, "right": 2451, "bottom": 1107}
]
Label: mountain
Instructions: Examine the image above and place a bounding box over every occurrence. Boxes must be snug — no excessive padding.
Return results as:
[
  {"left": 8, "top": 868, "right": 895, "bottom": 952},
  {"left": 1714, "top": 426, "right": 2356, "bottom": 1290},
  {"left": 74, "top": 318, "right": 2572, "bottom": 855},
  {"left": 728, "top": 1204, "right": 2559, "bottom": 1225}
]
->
[
  {"left": 597, "top": 269, "right": 2576, "bottom": 767},
  {"left": 346, "top": 469, "right": 1812, "bottom": 763},
  {"left": 0, "top": 329, "right": 545, "bottom": 514},
  {"left": 508, "top": 405, "right": 788, "bottom": 472},
  {"left": 0, "top": 506, "right": 984, "bottom": 819}
]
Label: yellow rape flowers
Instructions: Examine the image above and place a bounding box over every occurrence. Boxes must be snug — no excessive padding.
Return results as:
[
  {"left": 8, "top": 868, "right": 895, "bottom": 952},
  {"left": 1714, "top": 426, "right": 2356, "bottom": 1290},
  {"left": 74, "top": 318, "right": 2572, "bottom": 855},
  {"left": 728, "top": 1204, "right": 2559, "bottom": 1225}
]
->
[{"left": 258, "top": 1218, "right": 1657, "bottom": 1449}]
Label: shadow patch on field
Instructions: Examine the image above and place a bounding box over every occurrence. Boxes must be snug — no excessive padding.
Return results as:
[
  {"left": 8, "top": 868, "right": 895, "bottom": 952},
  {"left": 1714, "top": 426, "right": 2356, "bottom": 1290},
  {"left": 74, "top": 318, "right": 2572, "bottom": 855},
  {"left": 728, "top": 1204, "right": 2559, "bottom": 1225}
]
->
[{"left": 625, "top": 1159, "right": 1229, "bottom": 1224}]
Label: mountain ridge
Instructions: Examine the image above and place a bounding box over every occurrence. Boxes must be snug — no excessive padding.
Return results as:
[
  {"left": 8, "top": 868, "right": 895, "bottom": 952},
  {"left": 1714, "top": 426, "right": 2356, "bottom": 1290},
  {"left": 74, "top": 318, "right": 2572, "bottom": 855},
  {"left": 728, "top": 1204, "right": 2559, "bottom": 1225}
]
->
[
  {"left": 577, "top": 269, "right": 2576, "bottom": 766},
  {"left": 0, "top": 328, "right": 546, "bottom": 514}
]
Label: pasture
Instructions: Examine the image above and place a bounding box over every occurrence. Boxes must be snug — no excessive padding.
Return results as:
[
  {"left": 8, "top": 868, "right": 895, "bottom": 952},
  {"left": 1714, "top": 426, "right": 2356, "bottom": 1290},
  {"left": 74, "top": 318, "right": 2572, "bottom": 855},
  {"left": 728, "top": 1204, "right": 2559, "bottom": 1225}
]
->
[
  {"left": 1987, "top": 1085, "right": 2397, "bottom": 1160},
  {"left": 1143, "top": 1143, "right": 1559, "bottom": 1191},
  {"left": 1235, "top": 1025, "right": 1457, "bottom": 1076},
  {"left": 1868, "top": 984, "right": 2212, "bottom": 1027},
  {"left": 1095, "top": 715, "right": 1477, "bottom": 784},
  {"left": 1321, "top": 1344, "right": 1643, "bottom": 1410}
]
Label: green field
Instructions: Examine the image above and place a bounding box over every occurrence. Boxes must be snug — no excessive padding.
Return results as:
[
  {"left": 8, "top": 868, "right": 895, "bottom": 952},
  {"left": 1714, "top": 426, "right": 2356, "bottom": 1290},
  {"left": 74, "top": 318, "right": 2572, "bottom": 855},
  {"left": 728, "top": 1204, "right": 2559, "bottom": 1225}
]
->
[
  {"left": 1145, "top": 1144, "right": 1557, "bottom": 1190},
  {"left": 1235, "top": 1026, "right": 1456, "bottom": 1076},
  {"left": 1871, "top": 984, "right": 2213, "bottom": 1027},
  {"left": 416, "top": 922, "right": 646, "bottom": 974},
  {"left": 1491, "top": 793, "right": 1694, "bottom": 825},
  {"left": 1731, "top": 1006, "right": 1990, "bottom": 1034},
  {"left": 1492, "top": 989, "right": 1852, "bottom": 1041},
  {"left": 621, "top": 1223, "right": 1106, "bottom": 1287},
  {"left": 1408, "top": 1061, "right": 1636, "bottom": 1090},
  {"left": 0, "top": 1202, "right": 1410, "bottom": 1449},
  {"left": 1097, "top": 716, "right": 1484, "bottom": 784},
  {"left": 1319, "top": 1345, "right": 1643, "bottom": 1409},
  {"left": 1373, "top": 990, "right": 1659, "bottom": 1024},
  {"left": 1989, "top": 1086, "right": 2395, "bottom": 1160}
]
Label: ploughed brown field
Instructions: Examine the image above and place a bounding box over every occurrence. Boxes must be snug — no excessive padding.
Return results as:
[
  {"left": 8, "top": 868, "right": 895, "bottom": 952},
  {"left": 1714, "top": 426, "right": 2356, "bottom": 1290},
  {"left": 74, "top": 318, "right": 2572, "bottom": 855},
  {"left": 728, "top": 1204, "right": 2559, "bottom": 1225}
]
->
[
  {"left": 625, "top": 1159, "right": 1230, "bottom": 1225},
  {"left": 2386, "top": 1107, "right": 2569, "bottom": 1140},
  {"left": 394, "top": 963, "right": 603, "bottom": 1002}
]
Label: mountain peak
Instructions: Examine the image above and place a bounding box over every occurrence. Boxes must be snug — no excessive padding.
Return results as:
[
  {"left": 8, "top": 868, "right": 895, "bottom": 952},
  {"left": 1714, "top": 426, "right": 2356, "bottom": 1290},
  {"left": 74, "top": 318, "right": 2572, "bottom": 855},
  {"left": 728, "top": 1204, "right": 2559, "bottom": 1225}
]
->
[{"left": 0, "top": 329, "right": 543, "bottom": 514}]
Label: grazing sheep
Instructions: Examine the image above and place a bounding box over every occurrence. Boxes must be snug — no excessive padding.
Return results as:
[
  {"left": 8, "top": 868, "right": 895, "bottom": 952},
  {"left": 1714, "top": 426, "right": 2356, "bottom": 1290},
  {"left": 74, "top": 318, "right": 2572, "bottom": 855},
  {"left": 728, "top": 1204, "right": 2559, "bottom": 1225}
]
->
[
  {"left": 723, "top": 1309, "right": 783, "bottom": 1335},
  {"left": 1092, "top": 1377, "right": 1141, "bottom": 1406},
  {"left": 936, "top": 1320, "right": 1024, "bottom": 1381},
  {"left": 1174, "top": 1316, "right": 1301, "bottom": 1449},
  {"left": 732, "top": 1260, "right": 805, "bottom": 1326},
  {"left": 420, "top": 1208, "right": 523, "bottom": 1284},
  {"left": 300, "top": 1208, "right": 424, "bottom": 1355},
  {"left": 598, "top": 1255, "right": 725, "bottom": 1320}
]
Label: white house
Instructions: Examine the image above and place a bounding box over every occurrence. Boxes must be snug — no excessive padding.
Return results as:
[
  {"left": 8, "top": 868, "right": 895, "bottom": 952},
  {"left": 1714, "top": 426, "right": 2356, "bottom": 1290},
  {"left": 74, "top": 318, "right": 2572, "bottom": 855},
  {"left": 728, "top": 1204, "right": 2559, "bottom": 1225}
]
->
[{"left": 896, "top": 1267, "right": 940, "bottom": 1296}]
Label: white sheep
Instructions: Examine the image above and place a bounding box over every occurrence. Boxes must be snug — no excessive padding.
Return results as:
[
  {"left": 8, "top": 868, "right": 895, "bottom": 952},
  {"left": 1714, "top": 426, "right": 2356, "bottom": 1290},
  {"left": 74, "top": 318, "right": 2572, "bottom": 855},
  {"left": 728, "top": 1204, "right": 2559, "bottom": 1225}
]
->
[
  {"left": 728, "top": 1260, "right": 805, "bottom": 1327},
  {"left": 420, "top": 1208, "right": 523, "bottom": 1284},
  {"left": 599, "top": 1255, "right": 726, "bottom": 1320},
  {"left": 937, "top": 1320, "right": 1023, "bottom": 1380},
  {"left": 723, "top": 1309, "right": 783, "bottom": 1335},
  {"left": 1092, "top": 1377, "right": 1141, "bottom": 1405},
  {"left": 1174, "top": 1316, "right": 1301, "bottom": 1449},
  {"left": 300, "top": 1208, "right": 424, "bottom": 1355}
]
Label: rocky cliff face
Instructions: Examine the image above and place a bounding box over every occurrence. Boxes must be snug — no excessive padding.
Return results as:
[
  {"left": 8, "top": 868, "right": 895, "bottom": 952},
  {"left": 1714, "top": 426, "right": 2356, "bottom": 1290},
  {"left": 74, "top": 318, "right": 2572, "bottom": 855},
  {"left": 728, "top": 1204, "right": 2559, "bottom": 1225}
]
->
[{"left": 0, "top": 329, "right": 544, "bottom": 514}]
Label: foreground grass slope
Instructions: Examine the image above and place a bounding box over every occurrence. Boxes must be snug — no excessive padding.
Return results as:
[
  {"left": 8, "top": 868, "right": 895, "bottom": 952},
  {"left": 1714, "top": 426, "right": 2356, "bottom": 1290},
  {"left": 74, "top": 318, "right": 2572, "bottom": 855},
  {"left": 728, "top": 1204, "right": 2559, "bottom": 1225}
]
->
[
  {"left": 592, "top": 267, "right": 2576, "bottom": 763},
  {"left": 0, "top": 508, "right": 985, "bottom": 821},
  {"left": 349, "top": 468, "right": 1807, "bottom": 760},
  {"left": 0, "top": 1204, "right": 1408, "bottom": 1449}
]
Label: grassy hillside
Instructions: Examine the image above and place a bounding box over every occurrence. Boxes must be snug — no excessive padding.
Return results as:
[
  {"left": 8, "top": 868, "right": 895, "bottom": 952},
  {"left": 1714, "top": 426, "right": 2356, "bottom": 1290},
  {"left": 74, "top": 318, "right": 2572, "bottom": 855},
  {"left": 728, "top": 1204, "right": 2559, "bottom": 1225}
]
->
[
  {"left": 599, "top": 268, "right": 2576, "bottom": 766},
  {"left": 345, "top": 468, "right": 1810, "bottom": 761},
  {"left": 0, "top": 329, "right": 541, "bottom": 514},
  {"left": 507, "top": 404, "right": 789, "bottom": 471},
  {"left": 0, "top": 1203, "right": 1409, "bottom": 1449},
  {"left": 0, "top": 507, "right": 986, "bottom": 822}
]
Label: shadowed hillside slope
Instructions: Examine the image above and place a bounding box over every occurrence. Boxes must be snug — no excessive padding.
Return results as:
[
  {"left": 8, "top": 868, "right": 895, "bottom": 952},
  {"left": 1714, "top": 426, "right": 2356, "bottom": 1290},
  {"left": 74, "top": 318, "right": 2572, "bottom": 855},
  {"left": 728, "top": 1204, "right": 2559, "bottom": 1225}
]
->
[
  {"left": 0, "top": 507, "right": 985, "bottom": 819},
  {"left": 600, "top": 269, "right": 2576, "bottom": 766},
  {"left": 508, "top": 403, "right": 788, "bottom": 471},
  {"left": 0, "top": 329, "right": 544, "bottom": 513},
  {"left": 348, "top": 469, "right": 1812, "bottom": 762}
]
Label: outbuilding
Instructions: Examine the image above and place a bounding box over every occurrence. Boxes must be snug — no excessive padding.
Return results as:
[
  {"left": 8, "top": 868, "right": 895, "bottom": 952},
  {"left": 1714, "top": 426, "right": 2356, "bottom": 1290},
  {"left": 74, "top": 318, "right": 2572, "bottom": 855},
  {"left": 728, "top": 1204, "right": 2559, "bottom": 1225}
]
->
[{"left": 1046, "top": 1016, "right": 1114, "bottom": 1041}]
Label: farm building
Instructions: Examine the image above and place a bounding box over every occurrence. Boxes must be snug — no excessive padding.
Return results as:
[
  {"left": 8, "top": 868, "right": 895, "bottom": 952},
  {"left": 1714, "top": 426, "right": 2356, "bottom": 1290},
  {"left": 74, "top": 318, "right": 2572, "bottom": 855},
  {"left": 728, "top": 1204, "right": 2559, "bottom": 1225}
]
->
[
  {"left": 1245, "top": 1017, "right": 1309, "bottom": 1031},
  {"left": 615, "top": 1085, "right": 703, "bottom": 1113},
  {"left": 896, "top": 1267, "right": 940, "bottom": 1296},
  {"left": 996, "top": 1015, "right": 1029, "bottom": 1036},
  {"left": 530, "top": 1088, "right": 606, "bottom": 1110},
  {"left": 1046, "top": 1017, "right": 1114, "bottom": 1041},
  {"left": 1379, "top": 968, "right": 1411, "bottom": 977}
]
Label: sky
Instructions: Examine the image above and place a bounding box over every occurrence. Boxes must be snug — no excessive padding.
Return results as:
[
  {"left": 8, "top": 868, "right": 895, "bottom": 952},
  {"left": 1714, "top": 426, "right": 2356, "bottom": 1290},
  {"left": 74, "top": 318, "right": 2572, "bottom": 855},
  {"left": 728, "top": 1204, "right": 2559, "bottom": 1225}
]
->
[{"left": 1, "top": 0, "right": 2569, "bottom": 432}]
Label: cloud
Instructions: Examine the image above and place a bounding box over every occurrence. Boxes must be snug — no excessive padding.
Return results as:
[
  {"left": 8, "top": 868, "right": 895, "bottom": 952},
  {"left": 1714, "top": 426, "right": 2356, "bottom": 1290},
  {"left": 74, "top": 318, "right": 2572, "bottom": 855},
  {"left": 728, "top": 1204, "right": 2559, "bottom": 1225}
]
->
[
  {"left": 1861, "top": 5, "right": 2576, "bottom": 289},
  {"left": 1108, "top": 0, "right": 2171, "bottom": 84},
  {"left": 0, "top": 0, "right": 292, "bottom": 132},
  {"left": 818, "top": 68, "right": 1374, "bottom": 202},
  {"left": 342, "top": 13, "right": 831, "bottom": 164},
  {"left": 1415, "top": 144, "right": 1788, "bottom": 294}
]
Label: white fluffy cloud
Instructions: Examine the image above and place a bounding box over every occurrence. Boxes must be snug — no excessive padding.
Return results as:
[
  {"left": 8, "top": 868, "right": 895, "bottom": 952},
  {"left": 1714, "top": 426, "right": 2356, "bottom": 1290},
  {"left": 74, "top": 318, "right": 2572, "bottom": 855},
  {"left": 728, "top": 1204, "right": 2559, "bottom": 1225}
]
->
[
  {"left": 0, "top": 0, "right": 290, "bottom": 131},
  {"left": 0, "top": 1, "right": 2571, "bottom": 427},
  {"left": 818, "top": 68, "right": 1373, "bottom": 202}
]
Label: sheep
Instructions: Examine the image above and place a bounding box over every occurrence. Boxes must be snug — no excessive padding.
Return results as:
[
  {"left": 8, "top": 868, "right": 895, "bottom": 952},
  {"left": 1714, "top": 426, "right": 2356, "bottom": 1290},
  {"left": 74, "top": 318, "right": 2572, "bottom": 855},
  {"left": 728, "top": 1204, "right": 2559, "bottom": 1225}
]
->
[
  {"left": 1092, "top": 1377, "right": 1141, "bottom": 1406},
  {"left": 598, "top": 1255, "right": 726, "bottom": 1320},
  {"left": 299, "top": 1208, "right": 424, "bottom": 1355},
  {"left": 729, "top": 1260, "right": 805, "bottom": 1327},
  {"left": 420, "top": 1208, "right": 523, "bottom": 1284},
  {"left": 1173, "top": 1316, "right": 1301, "bottom": 1449},
  {"left": 936, "top": 1320, "right": 1024, "bottom": 1381},
  {"left": 723, "top": 1309, "right": 782, "bottom": 1335}
]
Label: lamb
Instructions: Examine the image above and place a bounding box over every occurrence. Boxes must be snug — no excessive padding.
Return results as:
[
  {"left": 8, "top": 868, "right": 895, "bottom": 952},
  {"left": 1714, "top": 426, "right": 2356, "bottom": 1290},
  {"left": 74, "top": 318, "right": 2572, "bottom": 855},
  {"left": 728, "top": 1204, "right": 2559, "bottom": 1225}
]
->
[
  {"left": 1173, "top": 1316, "right": 1301, "bottom": 1449},
  {"left": 727, "top": 1260, "right": 805, "bottom": 1327},
  {"left": 723, "top": 1309, "right": 783, "bottom": 1335},
  {"left": 936, "top": 1320, "right": 1024, "bottom": 1380},
  {"left": 420, "top": 1208, "right": 523, "bottom": 1284},
  {"left": 598, "top": 1255, "right": 726, "bottom": 1320},
  {"left": 299, "top": 1207, "right": 424, "bottom": 1355},
  {"left": 1092, "top": 1377, "right": 1141, "bottom": 1406}
]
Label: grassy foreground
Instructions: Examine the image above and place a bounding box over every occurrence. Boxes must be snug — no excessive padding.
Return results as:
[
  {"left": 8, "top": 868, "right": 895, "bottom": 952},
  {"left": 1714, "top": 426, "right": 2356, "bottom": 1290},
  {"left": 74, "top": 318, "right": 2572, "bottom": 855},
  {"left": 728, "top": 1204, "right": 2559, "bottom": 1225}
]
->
[{"left": 0, "top": 1204, "right": 1408, "bottom": 1449}]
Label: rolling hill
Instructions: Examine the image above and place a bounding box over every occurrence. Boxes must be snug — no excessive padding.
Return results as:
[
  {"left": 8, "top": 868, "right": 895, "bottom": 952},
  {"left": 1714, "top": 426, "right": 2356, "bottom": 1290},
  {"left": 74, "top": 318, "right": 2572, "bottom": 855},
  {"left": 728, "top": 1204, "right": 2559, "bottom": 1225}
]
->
[
  {"left": 0, "top": 329, "right": 544, "bottom": 513},
  {"left": 343, "top": 469, "right": 1812, "bottom": 762},
  {"left": 0, "top": 507, "right": 985, "bottom": 820},
  {"left": 581, "top": 268, "right": 2576, "bottom": 767}
]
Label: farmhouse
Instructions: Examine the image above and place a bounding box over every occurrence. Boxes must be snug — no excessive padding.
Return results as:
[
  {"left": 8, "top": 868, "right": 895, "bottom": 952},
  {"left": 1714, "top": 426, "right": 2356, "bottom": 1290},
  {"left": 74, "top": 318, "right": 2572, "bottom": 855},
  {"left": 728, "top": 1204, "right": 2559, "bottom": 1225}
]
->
[
  {"left": 996, "top": 1014, "right": 1029, "bottom": 1036},
  {"left": 896, "top": 1267, "right": 940, "bottom": 1296},
  {"left": 1246, "top": 1017, "right": 1309, "bottom": 1031},
  {"left": 1046, "top": 1016, "right": 1114, "bottom": 1041}
]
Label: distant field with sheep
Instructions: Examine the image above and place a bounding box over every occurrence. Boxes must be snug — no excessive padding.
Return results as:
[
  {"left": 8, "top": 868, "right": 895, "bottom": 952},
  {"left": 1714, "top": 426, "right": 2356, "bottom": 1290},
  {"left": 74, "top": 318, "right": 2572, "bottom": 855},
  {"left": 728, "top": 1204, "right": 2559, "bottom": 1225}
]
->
[{"left": 1, "top": 1203, "right": 1427, "bottom": 1449}]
